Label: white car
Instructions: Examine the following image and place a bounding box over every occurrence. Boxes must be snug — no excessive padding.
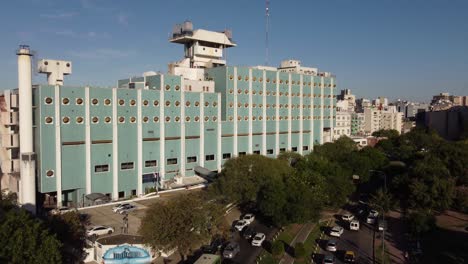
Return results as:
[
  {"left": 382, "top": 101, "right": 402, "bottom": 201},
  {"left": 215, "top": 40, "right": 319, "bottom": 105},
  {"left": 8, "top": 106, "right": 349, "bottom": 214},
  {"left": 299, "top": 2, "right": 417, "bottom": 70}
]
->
[
  {"left": 50, "top": 206, "right": 77, "bottom": 215},
  {"left": 234, "top": 220, "right": 249, "bottom": 231},
  {"left": 119, "top": 204, "right": 137, "bottom": 214},
  {"left": 366, "top": 215, "right": 377, "bottom": 224},
  {"left": 242, "top": 213, "right": 255, "bottom": 224},
  {"left": 251, "top": 233, "right": 266, "bottom": 247},
  {"left": 329, "top": 226, "right": 344, "bottom": 237},
  {"left": 326, "top": 239, "right": 338, "bottom": 252},
  {"left": 369, "top": 209, "right": 379, "bottom": 217},
  {"left": 112, "top": 203, "right": 131, "bottom": 213},
  {"left": 86, "top": 225, "right": 114, "bottom": 237},
  {"left": 350, "top": 220, "right": 360, "bottom": 231},
  {"left": 341, "top": 213, "right": 354, "bottom": 222}
]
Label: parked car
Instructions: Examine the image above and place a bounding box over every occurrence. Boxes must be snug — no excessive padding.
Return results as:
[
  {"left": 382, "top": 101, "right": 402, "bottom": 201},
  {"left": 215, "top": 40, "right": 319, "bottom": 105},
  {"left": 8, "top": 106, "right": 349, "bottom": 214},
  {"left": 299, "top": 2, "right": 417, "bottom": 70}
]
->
[
  {"left": 369, "top": 209, "right": 379, "bottom": 217},
  {"left": 119, "top": 204, "right": 137, "bottom": 214},
  {"left": 112, "top": 203, "right": 131, "bottom": 213},
  {"left": 342, "top": 213, "right": 355, "bottom": 222},
  {"left": 202, "top": 236, "right": 225, "bottom": 254},
  {"left": 222, "top": 242, "right": 240, "bottom": 259},
  {"left": 329, "top": 226, "right": 344, "bottom": 237},
  {"left": 344, "top": 250, "right": 356, "bottom": 263},
  {"left": 349, "top": 220, "right": 360, "bottom": 231},
  {"left": 50, "top": 206, "right": 78, "bottom": 215},
  {"left": 242, "top": 227, "right": 256, "bottom": 240},
  {"left": 366, "top": 215, "right": 377, "bottom": 224},
  {"left": 322, "top": 254, "right": 335, "bottom": 264},
  {"left": 242, "top": 213, "right": 255, "bottom": 224},
  {"left": 251, "top": 233, "right": 266, "bottom": 247},
  {"left": 86, "top": 225, "right": 114, "bottom": 237},
  {"left": 326, "top": 239, "right": 337, "bottom": 252},
  {"left": 234, "top": 220, "right": 249, "bottom": 231}
]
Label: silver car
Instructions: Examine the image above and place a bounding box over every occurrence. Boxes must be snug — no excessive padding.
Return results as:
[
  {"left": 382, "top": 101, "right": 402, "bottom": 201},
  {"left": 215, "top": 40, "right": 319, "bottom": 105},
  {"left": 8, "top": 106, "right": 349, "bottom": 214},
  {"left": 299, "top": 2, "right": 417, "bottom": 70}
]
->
[
  {"left": 223, "top": 242, "right": 240, "bottom": 259},
  {"left": 326, "top": 239, "right": 338, "bottom": 252}
]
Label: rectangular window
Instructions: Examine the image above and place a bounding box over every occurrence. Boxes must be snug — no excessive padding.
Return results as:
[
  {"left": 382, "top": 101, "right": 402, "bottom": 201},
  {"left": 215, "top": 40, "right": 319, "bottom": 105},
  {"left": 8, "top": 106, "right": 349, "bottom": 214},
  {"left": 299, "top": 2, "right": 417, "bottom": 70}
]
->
[
  {"left": 94, "top": 164, "right": 109, "bottom": 173},
  {"left": 303, "top": 146, "right": 309, "bottom": 151},
  {"left": 253, "top": 150, "right": 260, "bottom": 154},
  {"left": 167, "top": 158, "right": 178, "bottom": 165},
  {"left": 120, "top": 162, "right": 134, "bottom": 170},
  {"left": 142, "top": 173, "right": 158, "bottom": 183},
  {"left": 267, "top": 149, "right": 274, "bottom": 154},
  {"left": 187, "top": 156, "right": 197, "bottom": 163},
  {"left": 239, "top": 152, "right": 247, "bottom": 156},
  {"left": 118, "top": 191, "right": 125, "bottom": 198},
  {"left": 205, "top": 154, "right": 215, "bottom": 161},
  {"left": 223, "top": 153, "right": 231, "bottom": 159},
  {"left": 131, "top": 189, "right": 136, "bottom": 196},
  {"left": 145, "top": 160, "right": 157, "bottom": 167},
  {"left": 280, "top": 148, "right": 286, "bottom": 152},
  {"left": 292, "top": 147, "right": 298, "bottom": 152}
]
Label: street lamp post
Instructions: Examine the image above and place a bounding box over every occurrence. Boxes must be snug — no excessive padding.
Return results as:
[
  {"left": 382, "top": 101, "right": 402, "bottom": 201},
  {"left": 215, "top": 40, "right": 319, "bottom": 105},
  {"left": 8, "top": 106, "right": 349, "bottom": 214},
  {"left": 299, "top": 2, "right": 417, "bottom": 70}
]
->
[{"left": 369, "top": 170, "right": 387, "bottom": 264}]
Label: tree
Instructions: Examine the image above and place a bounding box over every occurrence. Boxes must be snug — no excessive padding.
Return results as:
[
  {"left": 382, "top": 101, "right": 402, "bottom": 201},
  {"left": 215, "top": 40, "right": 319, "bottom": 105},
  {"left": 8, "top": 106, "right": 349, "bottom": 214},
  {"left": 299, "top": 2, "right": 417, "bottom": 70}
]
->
[
  {"left": 313, "top": 136, "right": 357, "bottom": 163},
  {"left": 407, "top": 210, "right": 436, "bottom": 237},
  {"left": 0, "top": 207, "right": 62, "bottom": 263},
  {"left": 139, "top": 194, "right": 224, "bottom": 260},
  {"left": 293, "top": 242, "right": 306, "bottom": 259},
  {"left": 271, "top": 240, "right": 285, "bottom": 256},
  {"left": 369, "top": 188, "right": 393, "bottom": 213},
  {"left": 372, "top": 129, "right": 399, "bottom": 139}
]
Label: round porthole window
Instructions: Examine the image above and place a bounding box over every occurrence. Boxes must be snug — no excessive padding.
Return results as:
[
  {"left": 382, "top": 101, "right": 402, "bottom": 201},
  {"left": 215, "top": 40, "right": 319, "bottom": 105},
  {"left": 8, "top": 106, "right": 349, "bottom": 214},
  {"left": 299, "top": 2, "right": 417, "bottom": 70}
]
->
[
  {"left": 165, "top": 85, "right": 170, "bottom": 91},
  {"left": 143, "top": 100, "right": 149, "bottom": 106},
  {"left": 195, "top": 116, "right": 200, "bottom": 122},
  {"left": 119, "top": 99, "right": 125, "bottom": 106},
  {"left": 186, "top": 101, "right": 191, "bottom": 107},
  {"left": 119, "top": 116, "right": 125, "bottom": 123},
  {"left": 92, "top": 98, "right": 99, "bottom": 105},
  {"left": 46, "top": 170, "right": 54, "bottom": 177},
  {"left": 165, "top": 101, "right": 170, "bottom": 106},
  {"left": 204, "top": 116, "right": 209, "bottom": 121},
  {"left": 153, "top": 116, "right": 159, "bottom": 122},
  {"left": 45, "top": 97, "right": 53, "bottom": 104},
  {"left": 205, "top": 101, "right": 209, "bottom": 107},
  {"left": 130, "top": 99, "right": 136, "bottom": 106},
  {"left": 92, "top": 117, "right": 99, "bottom": 123},
  {"left": 62, "top": 98, "right": 70, "bottom": 105},
  {"left": 76, "top": 98, "right": 83, "bottom": 105},
  {"left": 175, "top": 85, "right": 180, "bottom": 91},
  {"left": 143, "top": 116, "right": 149, "bottom": 123},
  {"left": 165, "top": 116, "right": 170, "bottom": 122},
  {"left": 62, "top": 116, "right": 70, "bottom": 124},
  {"left": 175, "top": 116, "right": 180, "bottom": 122},
  {"left": 76, "top": 117, "right": 84, "bottom": 124},
  {"left": 154, "top": 100, "right": 159, "bottom": 106},
  {"left": 186, "top": 117, "right": 190, "bottom": 122},
  {"left": 195, "top": 101, "right": 200, "bottom": 107},
  {"left": 130, "top": 117, "right": 136, "bottom": 123},
  {"left": 104, "top": 99, "right": 111, "bottom": 105},
  {"left": 175, "top": 101, "right": 180, "bottom": 106},
  {"left": 45, "top": 117, "right": 53, "bottom": 124},
  {"left": 213, "top": 116, "right": 217, "bottom": 121},
  {"left": 105, "top": 117, "right": 111, "bottom": 123}
]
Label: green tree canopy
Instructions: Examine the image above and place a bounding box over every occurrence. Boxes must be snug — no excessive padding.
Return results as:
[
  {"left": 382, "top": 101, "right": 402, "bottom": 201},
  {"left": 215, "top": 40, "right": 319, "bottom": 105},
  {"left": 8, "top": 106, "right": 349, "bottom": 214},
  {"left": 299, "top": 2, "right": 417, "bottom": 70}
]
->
[
  {"left": 139, "top": 194, "right": 224, "bottom": 260},
  {"left": 372, "top": 129, "right": 400, "bottom": 138}
]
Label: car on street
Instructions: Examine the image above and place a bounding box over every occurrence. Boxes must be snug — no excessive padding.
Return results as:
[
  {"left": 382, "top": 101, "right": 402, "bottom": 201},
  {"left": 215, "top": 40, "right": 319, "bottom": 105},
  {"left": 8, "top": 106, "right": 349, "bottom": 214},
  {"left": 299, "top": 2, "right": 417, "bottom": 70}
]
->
[
  {"left": 251, "top": 233, "right": 266, "bottom": 247},
  {"left": 366, "top": 214, "right": 377, "bottom": 224},
  {"left": 342, "top": 213, "right": 355, "bottom": 222},
  {"left": 201, "top": 236, "right": 225, "bottom": 254},
  {"left": 322, "top": 254, "right": 335, "bottom": 264},
  {"left": 329, "top": 226, "right": 344, "bottom": 237},
  {"left": 242, "top": 226, "right": 255, "bottom": 240},
  {"left": 344, "top": 250, "right": 356, "bottom": 263},
  {"left": 118, "top": 204, "right": 137, "bottom": 214},
  {"left": 369, "top": 209, "right": 379, "bottom": 217},
  {"left": 242, "top": 213, "right": 255, "bottom": 224},
  {"left": 234, "top": 220, "right": 249, "bottom": 231},
  {"left": 86, "top": 225, "right": 114, "bottom": 237},
  {"left": 378, "top": 218, "right": 387, "bottom": 231},
  {"left": 112, "top": 203, "right": 131, "bottom": 213},
  {"left": 326, "top": 239, "right": 338, "bottom": 252},
  {"left": 349, "top": 220, "right": 360, "bottom": 231},
  {"left": 50, "top": 206, "right": 78, "bottom": 215},
  {"left": 222, "top": 241, "right": 240, "bottom": 259}
]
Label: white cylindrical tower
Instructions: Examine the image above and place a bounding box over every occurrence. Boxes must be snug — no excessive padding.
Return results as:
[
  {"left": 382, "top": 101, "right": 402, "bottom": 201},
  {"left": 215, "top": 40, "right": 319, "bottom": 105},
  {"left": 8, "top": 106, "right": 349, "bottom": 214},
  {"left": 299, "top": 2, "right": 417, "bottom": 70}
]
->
[{"left": 17, "top": 45, "right": 36, "bottom": 214}]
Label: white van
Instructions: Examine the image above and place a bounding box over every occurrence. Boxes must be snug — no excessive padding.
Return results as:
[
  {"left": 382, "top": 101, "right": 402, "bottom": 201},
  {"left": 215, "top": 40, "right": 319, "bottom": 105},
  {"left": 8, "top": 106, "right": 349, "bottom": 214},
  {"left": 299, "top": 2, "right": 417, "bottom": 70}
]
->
[{"left": 350, "top": 220, "right": 360, "bottom": 231}]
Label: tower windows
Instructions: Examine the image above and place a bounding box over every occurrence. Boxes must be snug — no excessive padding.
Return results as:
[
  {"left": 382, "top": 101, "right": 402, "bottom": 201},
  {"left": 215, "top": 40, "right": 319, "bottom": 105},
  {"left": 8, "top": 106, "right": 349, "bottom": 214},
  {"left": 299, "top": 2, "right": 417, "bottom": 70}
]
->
[
  {"left": 76, "top": 117, "right": 84, "bottom": 124},
  {"left": 62, "top": 98, "right": 70, "bottom": 105},
  {"left": 104, "top": 98, "right": 111, "bottom": 105},
  {"left": 44, "top": 97, "right": 53, "bottom": 105},
  {"left": 92, "top": 98, "right": 99, "bottom": 105}
]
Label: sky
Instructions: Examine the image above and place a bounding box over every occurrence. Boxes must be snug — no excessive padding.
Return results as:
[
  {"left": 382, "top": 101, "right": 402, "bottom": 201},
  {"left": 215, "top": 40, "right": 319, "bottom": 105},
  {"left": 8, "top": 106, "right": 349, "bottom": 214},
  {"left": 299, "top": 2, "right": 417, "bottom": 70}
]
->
[{"left": 0, "top": 0, "right": 467, "bottom": 102}]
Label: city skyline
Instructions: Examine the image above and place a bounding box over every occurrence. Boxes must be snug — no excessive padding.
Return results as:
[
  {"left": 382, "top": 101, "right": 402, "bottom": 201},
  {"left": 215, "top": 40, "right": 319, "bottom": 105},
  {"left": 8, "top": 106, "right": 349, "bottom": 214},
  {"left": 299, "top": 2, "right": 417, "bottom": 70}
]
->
[{"left": 0, "top": 0, "right": 467, "bottom": 101}]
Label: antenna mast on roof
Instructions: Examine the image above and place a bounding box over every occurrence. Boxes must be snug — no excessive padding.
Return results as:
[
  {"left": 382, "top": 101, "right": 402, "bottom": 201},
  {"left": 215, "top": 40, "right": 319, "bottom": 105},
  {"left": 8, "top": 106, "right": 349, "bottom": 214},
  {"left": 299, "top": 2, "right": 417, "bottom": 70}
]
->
[{"left": 265, "top": 0, "right": 270, "bottom": 66}]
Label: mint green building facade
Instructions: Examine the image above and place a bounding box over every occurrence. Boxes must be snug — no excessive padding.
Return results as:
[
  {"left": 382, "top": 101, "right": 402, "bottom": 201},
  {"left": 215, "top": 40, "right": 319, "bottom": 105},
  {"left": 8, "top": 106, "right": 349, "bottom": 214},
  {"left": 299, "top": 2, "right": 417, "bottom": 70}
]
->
[{"left": 32, "top": 65, "right": 336, "bottom": 207}]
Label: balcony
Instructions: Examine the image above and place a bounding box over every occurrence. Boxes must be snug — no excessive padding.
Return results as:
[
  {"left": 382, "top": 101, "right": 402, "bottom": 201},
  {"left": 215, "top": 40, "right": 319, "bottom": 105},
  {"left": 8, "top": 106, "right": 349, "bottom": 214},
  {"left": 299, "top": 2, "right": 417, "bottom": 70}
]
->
[
  {"left": 9, "top": 94, "right": 19, "bottom": 109},
  {"left": 1, "top": 112, "right": 19, "bottom": 126},
  {"left": 1, "top": 134, "right": 19, "bottom": 148},
  {"left": 1, "top": 159, "right": 20, "bottom": 173}
]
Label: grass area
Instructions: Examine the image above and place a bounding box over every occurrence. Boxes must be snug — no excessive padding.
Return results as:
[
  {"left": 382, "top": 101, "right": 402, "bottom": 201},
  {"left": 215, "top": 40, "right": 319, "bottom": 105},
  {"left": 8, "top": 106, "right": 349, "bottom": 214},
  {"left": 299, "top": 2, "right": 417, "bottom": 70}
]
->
[
  {"left": 295, "top": 224, "right": 321, "bottom": 264},
  {"left": 258, "top": 224, "right": 301, "bottom": 264}
]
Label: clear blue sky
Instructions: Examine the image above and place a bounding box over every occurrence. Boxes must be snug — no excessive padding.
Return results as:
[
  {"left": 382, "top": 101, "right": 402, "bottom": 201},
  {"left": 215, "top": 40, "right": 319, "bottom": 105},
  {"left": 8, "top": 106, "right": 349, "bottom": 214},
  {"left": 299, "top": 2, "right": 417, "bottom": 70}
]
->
[{"left": 1, "top": 0, "right": 467, "bottom": 101}]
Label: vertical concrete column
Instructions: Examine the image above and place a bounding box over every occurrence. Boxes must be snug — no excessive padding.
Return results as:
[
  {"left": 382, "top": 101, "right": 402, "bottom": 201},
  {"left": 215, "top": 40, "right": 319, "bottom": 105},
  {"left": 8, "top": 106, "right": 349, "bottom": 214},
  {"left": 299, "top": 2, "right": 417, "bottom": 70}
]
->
[
  {"left": 275, "top": 72, "right": 280, "bottom": 155},
  {"left": 233, "top": 67, "right": 238, "bottom": 157},
  {"left": 137, "top": 89, "right": 143, "bottom": 195},
  {"left": 199, "top": 92, "right": 205, "bottom": 167},
  {"left": 287, "top": 73, "right": 292, "bottom": 150},
  {"left": 180, "top": 80, "right": 186, "bottom": 174},
  {"left": 85, "top": 87, "right": 91, "bottom": 194},
  {"left": 330, "top": 78, "right": 335, "bottom": 140},
  {"left": 310, "top": 76, "right": 315, "bottom": 151},
  {"left": 217, "top": 93, "right": 222, "bottom": 172},
  {"left": 248, "top": 69, "right": 252, "bottom": 154},
  {"left": 54, "top": 85, "right": 62, "bottom": 206},
  {"left": 262, "top": 70, "right": 267, "bottom": 155},
  {"left": 159, "top": 76, "right": 165, "bottom": 185},
  {"left": 112, "top": 88, "right": 118, "bottom": 200},
  {"left": 299, "top": 75, "right": 303, "bottom": 154},
  {"left": 320, "top": 77, "right": 324, "bottom": 144}
]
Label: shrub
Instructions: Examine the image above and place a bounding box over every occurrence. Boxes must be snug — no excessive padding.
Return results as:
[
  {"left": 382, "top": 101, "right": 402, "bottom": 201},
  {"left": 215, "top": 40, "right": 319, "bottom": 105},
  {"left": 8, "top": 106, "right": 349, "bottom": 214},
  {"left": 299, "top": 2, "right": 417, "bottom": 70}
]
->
[
  {"left": 271, "top": 240, "right": 284, "bottom": 256},
  {"left": 293, "top": 242, "right": 306, "bottom": 259}
]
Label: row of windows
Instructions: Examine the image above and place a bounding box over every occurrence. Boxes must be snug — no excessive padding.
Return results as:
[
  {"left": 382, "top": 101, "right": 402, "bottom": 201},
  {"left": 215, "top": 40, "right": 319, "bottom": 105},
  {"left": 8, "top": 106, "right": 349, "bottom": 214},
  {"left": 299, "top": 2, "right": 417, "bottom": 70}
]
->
[
  {"left": 229, "top": 89, "right": 336, "bottom": 98},
  {"left": 227, "top": 115, "right": 333, "bottom": 121},
  {"left": 44, "top": 97, "right": 219, "bottom": 108},
  {"left": 43, "top": 115, "right": 220, "bottom": 124},
  {"left": 228, "top": 75, "right": 336, "bottom": 87},
  {"left": 228, "top": 102, "right": 336, "bottom": 109}
]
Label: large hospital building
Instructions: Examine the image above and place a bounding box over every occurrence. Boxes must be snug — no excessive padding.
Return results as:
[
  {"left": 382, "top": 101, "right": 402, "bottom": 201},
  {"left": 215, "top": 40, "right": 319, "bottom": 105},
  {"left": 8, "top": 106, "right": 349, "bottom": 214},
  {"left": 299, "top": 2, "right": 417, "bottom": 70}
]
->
[{"left": 0, "top": 22, "right": 337, "bottom": 211}]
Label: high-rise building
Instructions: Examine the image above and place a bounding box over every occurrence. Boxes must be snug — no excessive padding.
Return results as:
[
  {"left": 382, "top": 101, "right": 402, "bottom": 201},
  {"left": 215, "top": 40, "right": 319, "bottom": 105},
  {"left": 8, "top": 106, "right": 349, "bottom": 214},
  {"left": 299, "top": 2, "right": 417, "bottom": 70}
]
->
[
  {"left": 0, "top": 23, "right": 338, "bottom": 210},
  {"left": 363, "top": 108, "right": 403, "bottom": 135}
]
